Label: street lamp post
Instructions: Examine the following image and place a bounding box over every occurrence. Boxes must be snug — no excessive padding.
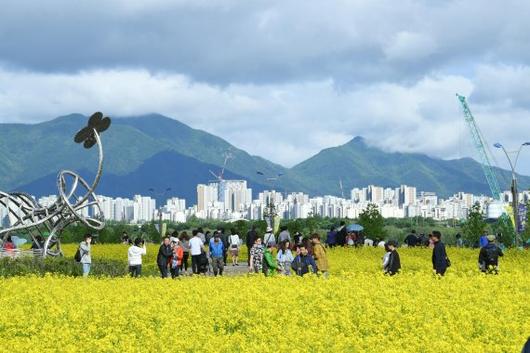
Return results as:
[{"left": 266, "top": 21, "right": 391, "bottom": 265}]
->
[{"left": 493, "top": 142, "right": 530, "bottom": 246}]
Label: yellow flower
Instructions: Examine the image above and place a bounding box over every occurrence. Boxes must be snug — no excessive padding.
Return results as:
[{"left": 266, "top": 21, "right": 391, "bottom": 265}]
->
[{"left": 0, "top": 246, "right": 528, "bottom": 352}]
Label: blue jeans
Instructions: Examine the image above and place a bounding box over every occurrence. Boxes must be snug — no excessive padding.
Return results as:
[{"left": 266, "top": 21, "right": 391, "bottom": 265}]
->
[{"left": 82, "top": 263, "right": 91, "bottom": 277}]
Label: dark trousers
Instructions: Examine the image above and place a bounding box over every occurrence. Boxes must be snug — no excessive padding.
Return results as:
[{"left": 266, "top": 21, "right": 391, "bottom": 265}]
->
[
  {"left": 435, "top": 268, "right": 447, "bottom": 276},
  {"left": 212, "top": 256, "right": 224, "bottom": 276},
  {"left": 191, "top": 255, "right": 201, "bottom": 274},
  {"left": 170, "top": 265, "right": 180, "bottom": 278},
  {"left": 129, "top": 265, "right": 142, "bottom": 278},
  {"left": 158, "top": 263, "right": 169, "bottom": 278},
  {"left": 222, "top": 250, "right": 228, "bottom": 264},
  {"left": 247, "top": 246, "right": 252, "bottom": 265},
  {"left": 181, "top": 252, "right": 190, "bottom": 271}
]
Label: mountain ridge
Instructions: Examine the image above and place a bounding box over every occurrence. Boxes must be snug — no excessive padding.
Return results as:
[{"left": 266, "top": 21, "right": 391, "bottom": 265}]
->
[{"left": 1, "top": 113, "right": 528, "bottom": 202}]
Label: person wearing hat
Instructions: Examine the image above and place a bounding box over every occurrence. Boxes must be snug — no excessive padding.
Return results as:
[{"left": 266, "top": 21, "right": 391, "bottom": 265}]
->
[
  {"left": 431, "top": 231, "right": 450, "bottom": 276},
  {"left": 263, "top": 226, "right": 276, "bottom": 248},
  {"left": 384, "top": 240, "right": 401, "bottom": 276},
  {"left": 478, "top": 234, "right": 504, "bottom": 274}
]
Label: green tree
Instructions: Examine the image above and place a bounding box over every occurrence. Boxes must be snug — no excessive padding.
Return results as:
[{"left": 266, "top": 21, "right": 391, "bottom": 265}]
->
[
  {"left": 491, "top": 215, "right": 515, "bottom": 247},
  {"left": 462, "top": 202, "right": 487, "bottom": 245},
  {"left": 358, "top": 203, "right": 386, "bottom": 239}
]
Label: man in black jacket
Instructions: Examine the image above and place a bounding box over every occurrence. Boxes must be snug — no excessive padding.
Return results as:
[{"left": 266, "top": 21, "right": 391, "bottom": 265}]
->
[
  {"left": 432, "top": 231, "right": 449, "bottom": 276},
  {"left": 385, "top": 240, "right": 401, "bottom": 276},
  {"left": 246, "top": 225, "right": 257, "bottom": 265},
  {"left": 157, "top": 236, "right": 173, "bottom": 278},
  {"left": 478, "top": 234, "right": 503, "bottom": 274},
  {"left": 337, "top": 221, "right": 347, "bottom": 247}
]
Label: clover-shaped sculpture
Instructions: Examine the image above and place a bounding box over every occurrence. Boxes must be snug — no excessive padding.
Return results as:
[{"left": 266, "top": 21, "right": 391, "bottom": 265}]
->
[
  {"left": 0, "top": 112, "right": 112, "bottom": 257},
  {"left": 74, "top": 112, "right": 111, "bottom": 148}
]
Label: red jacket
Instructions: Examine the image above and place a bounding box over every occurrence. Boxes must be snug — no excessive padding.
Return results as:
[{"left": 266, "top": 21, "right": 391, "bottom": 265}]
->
[{"left": 172, "top": 246, "right": 184, "bottom": 266}]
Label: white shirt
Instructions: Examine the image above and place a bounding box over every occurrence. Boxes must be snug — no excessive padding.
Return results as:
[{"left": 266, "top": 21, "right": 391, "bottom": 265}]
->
[
  {"left": 128, "top": 245, "right": 146, "bottom": 266},
  {"left": 189, "top": 236, "right": 204, "bottom": 256},
  {"left": 229, "top": 234, "right": 240, "bottom": 248}
]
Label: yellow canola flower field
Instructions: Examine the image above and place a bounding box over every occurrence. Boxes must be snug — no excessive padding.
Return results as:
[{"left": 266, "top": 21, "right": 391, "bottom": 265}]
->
[{"left": 0, "top": 247, "right": 528, "bottom": 353}]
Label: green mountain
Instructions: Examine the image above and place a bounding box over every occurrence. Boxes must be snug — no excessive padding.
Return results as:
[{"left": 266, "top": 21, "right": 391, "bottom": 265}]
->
[
  {"left": 1, "top": 115, "right": 527, "bottom": 200},
  {"left": 0, "top": 113, "right": 291, "bottom": 194},
  {"left": 288, "top": 136, "right": 530, "bottom": 197}
]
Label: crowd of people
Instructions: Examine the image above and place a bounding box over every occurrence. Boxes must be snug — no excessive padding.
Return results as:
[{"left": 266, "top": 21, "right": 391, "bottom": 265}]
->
[
  {"left": 144, "top": 226, "right": 330, "bottom": 279},
  {"left": 67, "top": 225, "right": 504, "bottom": 278}
]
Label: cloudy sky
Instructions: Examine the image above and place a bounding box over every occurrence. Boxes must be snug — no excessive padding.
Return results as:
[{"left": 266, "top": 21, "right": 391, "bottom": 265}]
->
[{"left": 1, "top": 0, "right": 530, "bottom": 175}]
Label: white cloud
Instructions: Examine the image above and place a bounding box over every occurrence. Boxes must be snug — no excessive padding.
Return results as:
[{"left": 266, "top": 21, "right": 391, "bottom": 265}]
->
[
  {"left": 384, "top": 32, "right": 437, "bottom": 62},
  {"left": 1, "top": 66, "right": 529, "bottom": 175},
  {"left": 1, "top": 1, "right": 530, "bottom": 176}
]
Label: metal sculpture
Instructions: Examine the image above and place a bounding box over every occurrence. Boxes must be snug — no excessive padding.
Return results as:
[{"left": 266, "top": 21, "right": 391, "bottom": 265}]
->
[{"left": 0, "top": 112, "right": 111, "bottom": 257}]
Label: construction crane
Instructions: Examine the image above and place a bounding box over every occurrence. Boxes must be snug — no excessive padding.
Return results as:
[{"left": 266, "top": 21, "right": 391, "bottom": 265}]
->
[
  {"left": 456, "top": 94, "right": 516, "bottom": 242},
  {"left": 209, "top": 150, "right": 234, "bottom": 182},
  {"left": 456, "top": 94, "right": 502, "bottom": 200}
]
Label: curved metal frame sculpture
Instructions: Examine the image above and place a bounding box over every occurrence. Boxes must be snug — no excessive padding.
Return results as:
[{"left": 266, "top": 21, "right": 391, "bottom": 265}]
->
[{"left": 0, "top": 112, "right": 111, "bottom": 257}]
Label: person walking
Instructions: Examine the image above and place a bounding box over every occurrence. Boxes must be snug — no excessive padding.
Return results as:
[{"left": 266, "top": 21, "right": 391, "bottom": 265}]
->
[
  {"left": 478, "top": 234, "right": 504, "bottom": 274},
  {"left": 228, "top": 229, "right": 241, "bottom": 266},
  {"left": 180, "top": 232, "right": 190, "bottom": 273},
  {"left": 277, "top": 241, "right": 294, "bottom": 275},
  {"left": 157, "top": 236, "right": 173, "bottom": 278},
  {"left": 263, "top": 227, "right": 276, "bottom": 247},
  {"left": 219, "top": 228, "right": 229, "bottom": 265},
  {"left": 311, "top": 234, "right": 329, "bottom": 277},
  {"left": 128, "top": 238, "right": 146, "bottom": 278},
  {"left": 278, "top": 226, "right": 291, "bottom": 243},
  {"left": 384, "top": 240, "right": 401, "bottom": 276},
  {"left": 204, "top": 231, "right": 212, "bottom": 246},
  {"left": 246, "top": 225, "right": 258, "bottom": 266},
  {"left": 326, "top": 227, "right": 337, "bottom": 248},
  {"left": 432, "top": 231, "right": 450, "bottom": 276},
  {"left": 292, "top": 244, "right": 317, "bottom": 276},
  {"left": 209, "top": 233, "right": 225, "bottom": 276},
  {"left": 170, "top": 238, "right": 184, "bottom": 278},
  {"left": 249, "top": 237, "right": 264, "bottom": 274},
  {"left": 79, "top": 234, "right": 92, "bottom": 277},
  {"left": 189, "top": 230, "right": 205, "bottom": 275},
  {"left": 336, "top": 221, "right": 348, "bottom": 246}
]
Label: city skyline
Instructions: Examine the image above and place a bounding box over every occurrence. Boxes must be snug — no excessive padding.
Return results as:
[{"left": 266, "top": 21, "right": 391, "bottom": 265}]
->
[{"left": 4, "top": 180, "right": 528, "bottom": 227}]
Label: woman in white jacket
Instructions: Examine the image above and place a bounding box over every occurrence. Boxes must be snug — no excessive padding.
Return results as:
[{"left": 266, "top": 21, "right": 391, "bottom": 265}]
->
[{"left": 128, "top": 238, "right": 147, "bottom": 277}]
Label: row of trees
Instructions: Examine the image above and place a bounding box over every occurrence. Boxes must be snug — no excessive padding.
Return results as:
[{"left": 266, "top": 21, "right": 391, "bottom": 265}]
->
[{"left": 56, "top": 202, "right": 527, "bottom": 246}]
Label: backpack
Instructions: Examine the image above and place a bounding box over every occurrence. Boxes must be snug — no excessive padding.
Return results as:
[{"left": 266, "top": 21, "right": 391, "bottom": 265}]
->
[
  {"left": 484, "top": 246, "right": 498, "bottom": 265},
  {"left": 74, "top": 247, "right": 82, "bottom": 262}
]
